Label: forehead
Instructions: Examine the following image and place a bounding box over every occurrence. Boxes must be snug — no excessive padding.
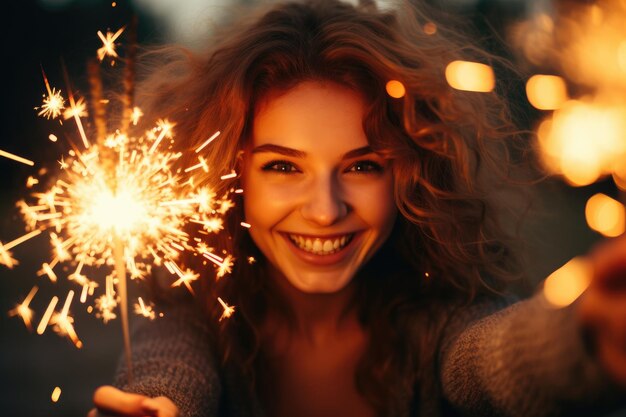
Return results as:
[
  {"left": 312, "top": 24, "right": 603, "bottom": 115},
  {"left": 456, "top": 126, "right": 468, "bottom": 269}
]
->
[{"left": 252, "top": 81, "right": 369, "bottom": 154}]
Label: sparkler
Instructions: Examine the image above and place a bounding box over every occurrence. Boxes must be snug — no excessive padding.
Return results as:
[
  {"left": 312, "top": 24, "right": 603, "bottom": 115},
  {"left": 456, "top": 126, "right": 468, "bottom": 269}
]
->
[
  {"left": 3, "top": 26, "right": 239, "bottom": 382},
  {"left": 512, "top": 0, "right": 626, "bottom": 305}
]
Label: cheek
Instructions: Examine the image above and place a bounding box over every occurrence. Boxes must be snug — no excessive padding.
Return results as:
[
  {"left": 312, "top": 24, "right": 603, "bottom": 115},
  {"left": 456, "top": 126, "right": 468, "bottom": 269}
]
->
[
  {"left": 241, "top": 173, "right": 299, "bottom": 226},
  {"left": 350, "top": 178, "right": 397, "bottom": 231}
]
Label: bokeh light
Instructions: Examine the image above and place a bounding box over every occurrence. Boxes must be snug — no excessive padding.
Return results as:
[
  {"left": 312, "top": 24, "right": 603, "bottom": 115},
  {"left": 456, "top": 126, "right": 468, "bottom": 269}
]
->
[
  {"left": 543, "top": 257, "right": 592, "bottom": 308},
  {"left": 445, "top": 60, "right": 495, "bottom": 92},
  {"left": 526, "top": 74, "right": 568, "bottom": 110},
  {"left": 585, "top": 193, "right": 626, "bottom": 237}
]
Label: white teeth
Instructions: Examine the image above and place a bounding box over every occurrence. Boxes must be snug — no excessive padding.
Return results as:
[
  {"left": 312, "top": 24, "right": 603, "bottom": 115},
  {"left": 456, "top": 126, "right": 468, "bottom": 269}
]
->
[{"left": 288, "top": 233, "right": 353, "bottom": 255}]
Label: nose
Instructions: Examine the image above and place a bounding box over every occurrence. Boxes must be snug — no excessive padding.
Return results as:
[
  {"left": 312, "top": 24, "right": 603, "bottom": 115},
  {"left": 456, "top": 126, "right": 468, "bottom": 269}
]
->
[{"left": 300, "top": 174, "right": 348, "bottom": 226}]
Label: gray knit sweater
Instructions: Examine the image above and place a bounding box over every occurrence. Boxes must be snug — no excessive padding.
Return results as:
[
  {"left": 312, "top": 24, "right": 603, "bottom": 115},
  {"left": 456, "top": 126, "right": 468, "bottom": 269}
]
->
[{"left": 114, "top": 293, "right": 624, "bottom": 417}]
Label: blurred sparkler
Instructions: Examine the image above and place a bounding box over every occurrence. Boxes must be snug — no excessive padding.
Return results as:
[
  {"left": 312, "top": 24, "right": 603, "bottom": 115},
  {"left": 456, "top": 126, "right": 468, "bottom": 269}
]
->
[{"left": 512, "top": 0, "right": 626, "bottom": 305}]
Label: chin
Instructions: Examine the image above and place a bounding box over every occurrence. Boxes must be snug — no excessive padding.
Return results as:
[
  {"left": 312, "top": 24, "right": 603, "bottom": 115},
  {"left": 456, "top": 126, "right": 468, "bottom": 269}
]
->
[{"left": 282, "top": 267, "right": 357, "bottom": 294}]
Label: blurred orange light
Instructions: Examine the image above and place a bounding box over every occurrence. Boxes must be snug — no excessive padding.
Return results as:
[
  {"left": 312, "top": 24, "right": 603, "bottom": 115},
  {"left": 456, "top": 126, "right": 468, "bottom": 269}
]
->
[
  {"left": 445, "top": 61, "right": 495, "bottom": 93},
  {"left": 613, "top": 164, "right": 626, "bottom": 190},
  {"left": 585, "top": 193, "right": 626, "bottom": 237},
  {"left": 423, "top": 22, "right": 437, "bottom": 35},
  {"left": 537, "top": 100, "right": 626, "bottom": 186},
  {"left": 526, "top": 74, "right": 568, "bottom": 110},
  {"left": 51, "top": 387, "right": 61, "bottom": 403},
  {"left": 543, "top": 257, "right": 592, "bottom": 308},
  {"left": 385, "top": 80, "right": 406, "bottom": 99}
]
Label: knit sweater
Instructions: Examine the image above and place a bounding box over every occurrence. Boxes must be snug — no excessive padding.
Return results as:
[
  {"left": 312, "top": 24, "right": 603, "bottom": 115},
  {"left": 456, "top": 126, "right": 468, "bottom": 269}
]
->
[{"left": 114, "top": 292, "right": 624, "bottom": 417}]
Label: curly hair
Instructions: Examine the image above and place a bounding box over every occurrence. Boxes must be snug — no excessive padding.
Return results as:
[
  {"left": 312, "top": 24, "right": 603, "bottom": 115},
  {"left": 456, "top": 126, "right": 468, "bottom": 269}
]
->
[{"left": 133, "top": 0, "right": 529, "bottom": 415}]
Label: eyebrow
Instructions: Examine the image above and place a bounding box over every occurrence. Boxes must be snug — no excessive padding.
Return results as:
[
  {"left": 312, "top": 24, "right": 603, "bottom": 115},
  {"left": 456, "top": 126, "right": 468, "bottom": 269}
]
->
[{"left": 251, "top": 144, "right": 375, "bottom": 160}]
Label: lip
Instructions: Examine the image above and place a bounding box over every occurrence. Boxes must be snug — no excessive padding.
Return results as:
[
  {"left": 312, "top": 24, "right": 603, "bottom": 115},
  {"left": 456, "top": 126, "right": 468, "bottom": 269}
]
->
[{"left": 280, "top": 231, "right": 362, "bottom": 266}]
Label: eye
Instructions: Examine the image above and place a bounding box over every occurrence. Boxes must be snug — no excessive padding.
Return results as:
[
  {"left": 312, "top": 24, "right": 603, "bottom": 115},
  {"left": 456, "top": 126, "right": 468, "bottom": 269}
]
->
[
  {"left": 346, "top": 160, "right": 384, "bottom": 174},
  {"left": 261, "top": 160, "right": 300, "bottom": 174}
]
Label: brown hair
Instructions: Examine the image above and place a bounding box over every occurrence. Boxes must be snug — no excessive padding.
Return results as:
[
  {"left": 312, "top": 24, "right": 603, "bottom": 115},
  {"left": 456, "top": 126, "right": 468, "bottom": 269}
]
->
[{"left": 135, "top": 0, "right": 529, "bottom": 414}]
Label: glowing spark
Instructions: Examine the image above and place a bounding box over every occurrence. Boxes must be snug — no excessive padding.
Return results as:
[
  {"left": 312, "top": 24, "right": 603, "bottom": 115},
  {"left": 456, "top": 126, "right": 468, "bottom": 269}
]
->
[
  {"left": 235, "top": 189, "right": 244, "bottom": 194},
  {"left": 51, "top": 387, "right": 62, "bottom": 403},
  {"left": 37, "top": 296, "right": 59, "bottom": 335},
  {"left": 134, "top": 297, "right": 156, "bottom": 320},
  {"left": 149, "top": 119, "right": 174, "bottom": 154},
  {"left": 0, "top": 230, "right": 42, "bottom": 268},
  {"left": 95, "top": 294, "right": 118, "bottom": 323},
  {"left": 130, "top": 107, "right": 143, "bottom": 125},
  {"left": 38, "top": 262, "right": 58, "bottom": 282},
  {"left": 195, "top": 131, "right": 221, "bottom": 153},
  {"left": 0, "top": 149, "right": 34, "bottom": 166},
  {"left": 216, "top": 199, "right": 235, "bottom": 215},
  {"left": 49, "top": 290, "right": 81, "bottom": 347},
  {"left": 216, "top": 255, "right": 234, "bottom": 278},
  {"left": 63, "top": 97, "right": 88, "bottom": 120},
  {"left": 37, "top": 88, "right": 65, "bottom": 120},
  {"left": 97, "top": 27, "right": 125, "bottom": 61},
  {"left": 220, "top": 171, "right": 237, "bottom": 180},
  {"left": 247, "top": 256, "right": 256, "bottom": 264},
  {"left": 217, "top": 297, "right": 235, "bottom": 321},
  {"left": 26, "top": 176, "right": 39, "bottom": 188},
  {"left": 49, "top": 134, "right": 58, "bottom": 142},
  {"left": 170, "top": 266, "right": 199, "bottom": 294},
  {"left": 8, "top": 286, "right": 39, "bottom": 331},
  {"left": 240, "top": 222, "right": 251, "bottom": 229},
  {"left": 184, "top": 156, "right": 209, "bottom": 173}
]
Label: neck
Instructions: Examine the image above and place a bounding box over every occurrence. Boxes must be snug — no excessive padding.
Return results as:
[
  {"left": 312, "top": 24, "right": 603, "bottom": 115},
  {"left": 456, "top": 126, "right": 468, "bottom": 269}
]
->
[{"left": 266, "top": 266, "right": 359, "bottom": 343}]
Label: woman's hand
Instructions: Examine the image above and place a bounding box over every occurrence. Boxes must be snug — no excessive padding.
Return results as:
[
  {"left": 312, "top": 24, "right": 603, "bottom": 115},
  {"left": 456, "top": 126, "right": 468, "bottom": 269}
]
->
[
  {"left": 578, "top": 235, "right": 626, "bottom": 387},
  {"left": 87, "top": 385, "right": 179, "bottom": 417}
]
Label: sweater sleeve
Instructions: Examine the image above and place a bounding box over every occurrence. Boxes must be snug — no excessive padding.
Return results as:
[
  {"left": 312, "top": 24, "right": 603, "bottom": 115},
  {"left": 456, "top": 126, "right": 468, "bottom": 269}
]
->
[
  {"left": 113, "top": 304, "right": 221, "bottom": 417},
  {"left": 439, "top": 293, "right": 624, "bottom": 417}
]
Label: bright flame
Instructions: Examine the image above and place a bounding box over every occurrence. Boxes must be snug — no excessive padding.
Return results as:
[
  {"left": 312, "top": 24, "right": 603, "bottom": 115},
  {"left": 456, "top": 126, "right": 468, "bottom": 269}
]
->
[
  {"left": 543, "top": 256, "right": 592, "bottom": 308},
  {"left": 585, "top": 193, "right": 626, "bottom": 237},
  {"left": 85, "top": 187, "right": 147, "bottom": 234},
  {"left": 445, "top": 61, "right": 495, "bottom": 93}
]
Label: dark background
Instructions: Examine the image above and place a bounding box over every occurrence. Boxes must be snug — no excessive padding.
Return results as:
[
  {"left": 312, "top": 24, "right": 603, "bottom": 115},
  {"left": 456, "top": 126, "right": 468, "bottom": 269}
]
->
[{"left": 0, "top": 0, "right": 622, "bottom": 416}]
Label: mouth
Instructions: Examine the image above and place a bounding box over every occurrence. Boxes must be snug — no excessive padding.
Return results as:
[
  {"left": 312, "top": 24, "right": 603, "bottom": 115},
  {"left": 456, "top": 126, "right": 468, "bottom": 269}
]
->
[{"left": 285, "top": 233, "right": 355, "bottom": 256}]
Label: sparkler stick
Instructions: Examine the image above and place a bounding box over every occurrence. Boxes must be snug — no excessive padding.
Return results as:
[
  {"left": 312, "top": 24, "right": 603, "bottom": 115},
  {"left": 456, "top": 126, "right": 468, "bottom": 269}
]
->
[
  {"left": 87, "top": 59, "right": 107, "bottom": 144},
  {"left": 113, "top": 234, "right": 133, "bottom": 382}
]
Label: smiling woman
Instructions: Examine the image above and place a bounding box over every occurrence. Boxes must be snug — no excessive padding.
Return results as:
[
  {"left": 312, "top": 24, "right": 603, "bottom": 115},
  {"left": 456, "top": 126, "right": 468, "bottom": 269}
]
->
[
  {"left": 243, "top": 82, "right": 397, "bottom": 294},
  {"left": 88, "top": 1, "right": 626, "bottom": 417}
]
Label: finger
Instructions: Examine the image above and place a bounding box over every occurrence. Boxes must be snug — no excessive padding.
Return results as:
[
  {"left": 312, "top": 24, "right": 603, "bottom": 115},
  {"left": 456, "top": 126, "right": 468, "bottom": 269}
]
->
[
  {"left": 142, "top": 396, "right": 180, "bottom": 417},
  {"left": 93, "top": 385, "right": 149, "bottom": 416},
  {"left": 589, "top": 236, "right": 626, "bottom": 291},
  {"left": 596, "top": 336, "right": 626, "bottom": 388},
  {"left": 579, "top": 288, "right": 626, "bottom": 346}
]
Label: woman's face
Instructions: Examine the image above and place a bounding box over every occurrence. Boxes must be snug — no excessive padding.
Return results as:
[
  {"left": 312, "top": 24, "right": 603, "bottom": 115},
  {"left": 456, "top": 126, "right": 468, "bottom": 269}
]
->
[{"left": 241, "top": 81, "right": 397, "bottom": 294}]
